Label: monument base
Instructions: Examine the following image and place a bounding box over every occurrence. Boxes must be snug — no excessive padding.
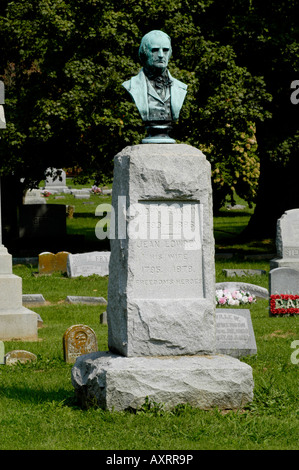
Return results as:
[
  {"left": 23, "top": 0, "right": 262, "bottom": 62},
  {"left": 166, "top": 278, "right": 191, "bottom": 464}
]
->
[
  {"left": 0, "top": 307, "right": 38, "bottom": 341},
  {"left": 0, "top": 258, "right": 39, "bottom": 341},
  {"left": 71, "top": 351, "right": 254, "bottom": 411},
  {"left": 270, "top": 257, "right": 299, "bottom": 271}
]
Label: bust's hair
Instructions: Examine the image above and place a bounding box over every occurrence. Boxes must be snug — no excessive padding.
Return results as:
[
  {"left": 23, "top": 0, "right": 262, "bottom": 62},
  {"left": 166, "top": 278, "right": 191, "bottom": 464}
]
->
[{"left": 138, "top": 30, "right": 172, "bottom": 65}]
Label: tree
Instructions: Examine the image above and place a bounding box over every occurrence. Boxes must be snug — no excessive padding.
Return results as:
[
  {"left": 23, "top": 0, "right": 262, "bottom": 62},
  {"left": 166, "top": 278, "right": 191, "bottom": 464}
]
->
[
  {"left": 0, "top": 0, "right": 270, "bottom": 215},
  {"left": 199, "top": 0, "right": 299, "bottom": 237}
]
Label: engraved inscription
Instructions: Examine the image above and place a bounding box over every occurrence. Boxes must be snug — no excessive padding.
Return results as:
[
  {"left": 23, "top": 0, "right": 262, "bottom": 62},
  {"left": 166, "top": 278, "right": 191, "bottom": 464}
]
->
[
  {"left": 284, "top": 247, "right": 299, "bottom": 258},
  {"left": 130, "top": 201, "right": 203, "bottom": 299},
  {"left": 216, "top": 313, "right": 250, "bottom": 346}
]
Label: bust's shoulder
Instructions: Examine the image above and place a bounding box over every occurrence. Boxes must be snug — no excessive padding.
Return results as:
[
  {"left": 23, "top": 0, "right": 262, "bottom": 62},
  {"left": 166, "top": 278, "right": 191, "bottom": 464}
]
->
[
  {"left": 170, "top": 74, "right": 188, "bottom": 90},
  {"left": 122, "top": 70, "right": 145, "bottom": 91}
]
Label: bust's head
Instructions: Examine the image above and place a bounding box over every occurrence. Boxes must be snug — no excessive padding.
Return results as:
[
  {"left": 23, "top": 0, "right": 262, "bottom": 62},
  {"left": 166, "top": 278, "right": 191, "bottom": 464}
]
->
[{"left": 138, "top": 30, "right": 172, "bottom": 75}]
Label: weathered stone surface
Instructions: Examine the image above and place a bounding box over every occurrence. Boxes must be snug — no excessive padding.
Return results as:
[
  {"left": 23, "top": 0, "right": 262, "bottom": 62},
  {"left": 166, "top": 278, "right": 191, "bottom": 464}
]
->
[
  {"left": 223, "top": 269, "right": 266, "bottom": 277},
  {"left": 66, "top": 296, "right": 107, "bottom": 305},
  {"left": 215, "top": 309, "right": 257, "bottom": 357},
  {"left": 269, "top": 267, "right": 299, "bottom": 295},
  {"left": 107, "top": 144, "right": 216, "bottom": 357},
  {"left": 271, "top": 209, "right": 299, "bottom": 270},
  {"left": 215, "top": 282, "right": 269, "bottom": 299},
  {"left": 67, "top": 251, "right": 110, "bottom": 278},
  {"left": 72, "top": 352, "right": 254, "bottom": 411},
  {"left": 24, "top": 189, "right": 46, "bottom": 205},
  {"left": 39, "top": 251, "right": 70, "bottom": 274},
  {"left": 63, "top": 324, "right": 98, "bottom": 363},
  {"left": 22, "top": 294, "right": 46, "bottom": 305},
  {"left": 5, "top": 350, "right": 37, "bottom": 365}
]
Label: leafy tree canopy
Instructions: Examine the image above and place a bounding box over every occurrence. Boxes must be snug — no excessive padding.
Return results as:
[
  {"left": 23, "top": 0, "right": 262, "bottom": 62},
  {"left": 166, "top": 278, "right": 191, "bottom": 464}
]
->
[{"left": 1, "top": 0, "right": 294, "bottom": 220}]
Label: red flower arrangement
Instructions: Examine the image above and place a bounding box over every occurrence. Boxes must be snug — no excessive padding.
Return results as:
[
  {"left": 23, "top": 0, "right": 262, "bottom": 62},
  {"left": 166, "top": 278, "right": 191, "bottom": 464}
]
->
[{"left": 270, "top": 294, "right": 299, "bottom": 315}]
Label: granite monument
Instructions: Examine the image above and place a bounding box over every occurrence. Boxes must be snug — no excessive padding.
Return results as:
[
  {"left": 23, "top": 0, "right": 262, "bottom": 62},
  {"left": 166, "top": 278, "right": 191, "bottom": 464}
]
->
[{"left": 71, "top": 34, "right": 254, "bottom": 411}]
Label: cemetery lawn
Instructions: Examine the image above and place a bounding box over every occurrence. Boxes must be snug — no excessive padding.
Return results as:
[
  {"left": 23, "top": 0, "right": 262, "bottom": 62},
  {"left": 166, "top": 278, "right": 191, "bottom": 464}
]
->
[
  {"left": 0, "top": 196, "right": 297, "bottom": 450},
  {"left": 0, "top": 262, "right": 297, "bottom": 450}
]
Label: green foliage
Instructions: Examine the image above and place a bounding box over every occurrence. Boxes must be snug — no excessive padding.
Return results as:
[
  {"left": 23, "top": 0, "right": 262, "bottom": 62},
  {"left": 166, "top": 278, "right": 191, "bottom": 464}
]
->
[{"left": 0, "top": 0, "right": 272, "bottom": 210}]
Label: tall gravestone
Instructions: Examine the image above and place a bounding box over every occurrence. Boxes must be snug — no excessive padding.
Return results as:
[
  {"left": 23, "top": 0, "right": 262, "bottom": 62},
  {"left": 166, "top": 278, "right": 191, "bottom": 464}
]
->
[
  {"left": 270, "top": 209, "right": 299, "bottom": 271},
  {"left": 71, "top": 31, "right": 253, "bottom": 411},
  {"left": 0, "top": 82, "right": 38, "bottom": 340}
]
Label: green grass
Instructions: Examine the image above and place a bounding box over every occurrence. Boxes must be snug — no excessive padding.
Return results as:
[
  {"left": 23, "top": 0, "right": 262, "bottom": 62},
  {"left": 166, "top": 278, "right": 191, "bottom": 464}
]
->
[{"left": 0, "top": 192, "right": 298, "bottom": 450}]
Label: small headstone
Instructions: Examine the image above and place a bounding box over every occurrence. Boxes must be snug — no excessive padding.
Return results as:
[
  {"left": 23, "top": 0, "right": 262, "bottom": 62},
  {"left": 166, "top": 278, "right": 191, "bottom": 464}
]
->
[
  {"left": 66, "top": 295, "right": 107, "bottom": 305},
  {"left": 226, "top": 204, "right": 246, "bottom": 210},
  {"left": 63, "top": 324, "right": 98, "bottom": 363},
  {"left": 215, "top": 309, "right": 257, "bottom": 357},
  {"left": 269, "top": 267, "right": 299, "bottom": 295},
  {"left": 100, "top": 311, "right": 107, "bottom": 324},
  {"left": 67, "top": 251, "right": 110, "bottom": 278},
  {"left": 22, "top": 294, "right": 46, "bottom": 306},
  {"left": 4, "top": 350, "right": 37, "bottom": 365},
  {"left": 223, "top": 269, "right": 266, "bottom": 277},
  {"left": 44, "top": 168, "right": 69, "bottom": 193},
  {"left": 66, "top": 205, "right": 75, "bottom": 218},
  {"left": 269, "top": 267, "right": 299, "bottom": 316},
  {"left": 0, "top": 341, "right": 4, "bottom": 364},
  {"left": 74, "top": 193, "right": 90, "bottom": 199},
  {"left": 101, "top": 189, "right": 112, "bottom": 196},
  {"left": 24, "top": 189, "right": 46, "bottom": 205},
  {"left": 39, "top": 251, "right": 70, "bottom": 274}
]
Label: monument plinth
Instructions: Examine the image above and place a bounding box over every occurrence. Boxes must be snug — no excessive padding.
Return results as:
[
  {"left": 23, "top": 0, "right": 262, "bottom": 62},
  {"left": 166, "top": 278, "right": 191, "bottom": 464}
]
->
[
  {"left": 107, "top": 144, "right": 215, "bottom": 357},
  {"left": 72, "top": 144, "right": 254, "bottom": 410}
]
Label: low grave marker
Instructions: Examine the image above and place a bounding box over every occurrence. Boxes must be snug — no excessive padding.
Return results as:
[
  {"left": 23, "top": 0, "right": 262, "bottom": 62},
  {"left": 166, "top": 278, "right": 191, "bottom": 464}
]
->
[
  {"left": 66, "top": 296, "right": 107, "bottom": 305},
  {"left": 223, "top": 269, "right": 266, "bottom": 277},
  {"left": 39, "top": 251, "right": 70, "bottom": 274},
  {"left": 67, "top": 251, "right": 110, "bottom": 278},
  {"left": 5, "top": 350, "right": 37, "bottom": 365},
  {"left": 63, "top": 324, "right": 98, "bottom": 363},
  {"left": 22, "top": 294, "right": 46, "bottom": 306},
  {"left": 269, "top": 267, "right": 299, "bottom": 316},
  {"left": 215, "top": 309, "right": 257, "bottom": 357}
]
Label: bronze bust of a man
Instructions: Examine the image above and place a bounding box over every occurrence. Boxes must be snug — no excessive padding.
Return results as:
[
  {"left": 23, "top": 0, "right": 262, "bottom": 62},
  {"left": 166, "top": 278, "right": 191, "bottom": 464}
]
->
[{"left": 122, "top": 30, "right": 187, "bottom": 143}]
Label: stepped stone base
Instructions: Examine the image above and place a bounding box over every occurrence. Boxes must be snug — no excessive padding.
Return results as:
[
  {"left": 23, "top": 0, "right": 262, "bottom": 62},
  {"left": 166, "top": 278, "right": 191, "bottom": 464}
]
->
[
  {"left": 71, "top": 351, "right": 254, "bottom": 411},
  {"left": 0, "top": 307, "right": 38, "bottom": 340}
]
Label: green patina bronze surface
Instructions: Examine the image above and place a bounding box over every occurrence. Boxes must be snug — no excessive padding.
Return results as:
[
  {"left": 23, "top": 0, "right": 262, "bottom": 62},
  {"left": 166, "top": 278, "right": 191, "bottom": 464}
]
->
[{"left": 122, "top": 30, "right": 187, "bottom": 143}]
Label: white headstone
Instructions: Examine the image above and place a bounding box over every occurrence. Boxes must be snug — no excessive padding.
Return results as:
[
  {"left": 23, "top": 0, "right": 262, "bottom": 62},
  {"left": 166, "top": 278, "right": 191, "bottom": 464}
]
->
[
  {"left": 270, "top": 209, "right": 299, "bottom": 270},
  {"left": 67, "top": 251, "right": 110, "bottom": 278},
  {"left": 44, "top": 168, "right": 69, "bottom": 193}
]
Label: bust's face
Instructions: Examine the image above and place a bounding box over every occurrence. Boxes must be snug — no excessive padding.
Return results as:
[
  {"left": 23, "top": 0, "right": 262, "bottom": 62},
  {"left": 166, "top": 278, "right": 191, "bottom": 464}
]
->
[{"left": 144, "top": 34, "right": 171, "bottom": 73}]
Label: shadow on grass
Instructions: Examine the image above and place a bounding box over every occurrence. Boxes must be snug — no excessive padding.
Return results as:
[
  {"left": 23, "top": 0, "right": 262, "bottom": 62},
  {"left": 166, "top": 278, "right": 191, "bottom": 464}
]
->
[{"left": 0, "top": 383, "right": 79, "bottom": 407}]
